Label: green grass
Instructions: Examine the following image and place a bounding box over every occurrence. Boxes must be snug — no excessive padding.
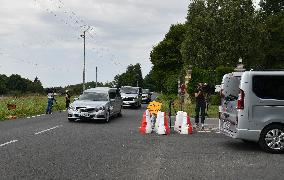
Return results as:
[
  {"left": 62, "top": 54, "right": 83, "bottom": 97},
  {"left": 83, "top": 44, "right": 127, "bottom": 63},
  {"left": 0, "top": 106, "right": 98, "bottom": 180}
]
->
[{"left": 0, "top": 95, "right": 66, "bottom": 121}]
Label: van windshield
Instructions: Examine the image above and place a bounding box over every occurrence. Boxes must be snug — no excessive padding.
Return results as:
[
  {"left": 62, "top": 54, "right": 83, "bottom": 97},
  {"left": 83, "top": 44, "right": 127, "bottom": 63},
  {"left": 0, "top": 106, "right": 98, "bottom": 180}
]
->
[{"left": 121, "top": 87, "right": 138, "bottom": 94}]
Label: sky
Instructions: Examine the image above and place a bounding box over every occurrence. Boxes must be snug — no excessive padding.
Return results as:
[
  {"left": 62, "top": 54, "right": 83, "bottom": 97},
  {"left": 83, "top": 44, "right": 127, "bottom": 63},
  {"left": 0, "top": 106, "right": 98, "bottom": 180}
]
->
[{"left": 0, "top": 0, "right": 260, "bottom": 88}]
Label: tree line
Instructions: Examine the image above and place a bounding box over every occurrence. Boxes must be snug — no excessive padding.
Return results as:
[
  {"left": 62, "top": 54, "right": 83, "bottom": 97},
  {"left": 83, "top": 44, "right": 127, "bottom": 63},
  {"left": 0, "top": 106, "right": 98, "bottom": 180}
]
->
[
  {"left": 0, "top": 74, "right": 44, "bottom": 95},
  {"left": 147, "top": 0, "right": 284, "bottom": 94}
]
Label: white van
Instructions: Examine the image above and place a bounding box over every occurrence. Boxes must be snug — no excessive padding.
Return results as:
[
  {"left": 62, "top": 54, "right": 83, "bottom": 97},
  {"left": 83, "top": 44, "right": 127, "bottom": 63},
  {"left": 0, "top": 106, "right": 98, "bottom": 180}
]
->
[{"left": 219, "top": 71, "right": 284, "bottom": 153}]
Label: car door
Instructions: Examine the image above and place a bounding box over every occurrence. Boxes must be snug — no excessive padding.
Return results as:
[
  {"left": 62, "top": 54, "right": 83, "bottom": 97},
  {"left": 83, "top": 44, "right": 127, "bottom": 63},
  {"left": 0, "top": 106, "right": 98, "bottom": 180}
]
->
[{"left": 108, "top": 91, "right": 117, "bottom": 116}]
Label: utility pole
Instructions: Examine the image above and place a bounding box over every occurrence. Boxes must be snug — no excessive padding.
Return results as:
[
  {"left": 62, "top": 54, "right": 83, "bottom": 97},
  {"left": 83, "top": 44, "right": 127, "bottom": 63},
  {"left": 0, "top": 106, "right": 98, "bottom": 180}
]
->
[
  {"left": 80, "top": 26, "right": 90, "bottom": 92},
  {"left": 96, "top": 66, "right": 98, "bottom": 87}
]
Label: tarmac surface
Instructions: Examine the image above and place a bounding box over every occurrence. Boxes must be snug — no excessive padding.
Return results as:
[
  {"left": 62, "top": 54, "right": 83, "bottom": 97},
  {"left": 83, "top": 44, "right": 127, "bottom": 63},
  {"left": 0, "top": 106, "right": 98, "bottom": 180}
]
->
[{"left": 0, "top": 104, "right": 283, "bottom": 180}]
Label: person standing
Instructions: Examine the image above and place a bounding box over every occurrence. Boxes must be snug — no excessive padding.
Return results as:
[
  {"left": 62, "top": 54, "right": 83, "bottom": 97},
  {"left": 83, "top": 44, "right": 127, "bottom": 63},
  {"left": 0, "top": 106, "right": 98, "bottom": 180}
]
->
[
  {"left": 65, "top": 90, "right": 71, "bottom": 109},
  {"left": 46, "top": 89, "right": 56, "bottom": 114},
  {"left": 195, "top": 83, "right": 206, "bottom": 129}
]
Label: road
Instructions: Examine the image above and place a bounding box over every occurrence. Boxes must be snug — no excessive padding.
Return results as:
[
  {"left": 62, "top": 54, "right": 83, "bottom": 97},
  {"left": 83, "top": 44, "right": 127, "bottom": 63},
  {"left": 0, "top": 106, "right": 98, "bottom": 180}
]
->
[{"left": 0, "top": 105, "right": 283, "bottom": 180}]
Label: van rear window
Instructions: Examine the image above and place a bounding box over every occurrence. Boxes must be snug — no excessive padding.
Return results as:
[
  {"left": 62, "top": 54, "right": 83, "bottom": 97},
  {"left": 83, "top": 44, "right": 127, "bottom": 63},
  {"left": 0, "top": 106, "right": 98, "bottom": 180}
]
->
[{"left": 253, "top": 75, "right": 284, "bottom": 100}]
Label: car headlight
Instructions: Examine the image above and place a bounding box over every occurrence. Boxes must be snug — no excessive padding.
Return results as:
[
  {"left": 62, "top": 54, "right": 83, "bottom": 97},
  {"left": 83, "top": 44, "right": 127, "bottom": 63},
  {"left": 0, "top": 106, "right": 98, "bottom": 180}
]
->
[
  {"left": 69, "top": 105, "right": 76, "bottom": 111},
  {"left": 99, "top": 106, "right": 105, "bottom": 111}
]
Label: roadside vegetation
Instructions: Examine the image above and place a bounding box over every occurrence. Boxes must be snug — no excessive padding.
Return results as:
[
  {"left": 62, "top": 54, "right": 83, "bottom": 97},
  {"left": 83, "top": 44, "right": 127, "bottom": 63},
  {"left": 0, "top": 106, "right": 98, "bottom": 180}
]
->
[
  {"left": 158, "top": 94, "right": 219, "bottom": 118},
  {"left": 0, "top": 95, "right": 65, "bottom": 121}
]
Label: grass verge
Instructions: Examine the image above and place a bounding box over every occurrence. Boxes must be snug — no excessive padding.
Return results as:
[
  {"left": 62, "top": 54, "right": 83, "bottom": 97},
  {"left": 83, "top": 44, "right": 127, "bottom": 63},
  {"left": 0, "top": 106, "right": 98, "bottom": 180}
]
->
[{"left": 0, "top": 95, "right": 65, "bottom": 121}]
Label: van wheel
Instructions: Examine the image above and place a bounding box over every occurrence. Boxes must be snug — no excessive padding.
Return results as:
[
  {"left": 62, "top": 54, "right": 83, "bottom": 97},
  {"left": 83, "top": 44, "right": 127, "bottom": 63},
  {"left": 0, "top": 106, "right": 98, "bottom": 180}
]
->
[{"left": 259, "top": 124, "right": 284, "bottom": 154}]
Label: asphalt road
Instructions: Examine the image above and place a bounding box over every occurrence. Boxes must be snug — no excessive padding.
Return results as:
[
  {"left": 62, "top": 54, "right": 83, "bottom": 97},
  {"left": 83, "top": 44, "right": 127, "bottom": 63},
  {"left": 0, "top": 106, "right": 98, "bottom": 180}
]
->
[{"left": 0, "top": 105, "right": 283, "bottom": 180}]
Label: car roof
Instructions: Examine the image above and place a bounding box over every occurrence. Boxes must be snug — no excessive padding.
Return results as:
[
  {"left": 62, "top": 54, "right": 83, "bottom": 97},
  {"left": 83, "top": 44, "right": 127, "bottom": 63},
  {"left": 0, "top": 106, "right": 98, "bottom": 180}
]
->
[{"left": 84, "top": 87, "right": 117, "bottom": 93}]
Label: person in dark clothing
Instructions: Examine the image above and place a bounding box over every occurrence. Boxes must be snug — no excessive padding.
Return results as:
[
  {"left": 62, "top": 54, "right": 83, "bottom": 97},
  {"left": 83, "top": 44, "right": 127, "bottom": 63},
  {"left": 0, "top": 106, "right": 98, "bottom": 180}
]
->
[
  {"left": 65, "top": 90, "right": 71, "bottom": 109},
  {"left": 195, "top": 83, "right": 206, "bottom": 129}
]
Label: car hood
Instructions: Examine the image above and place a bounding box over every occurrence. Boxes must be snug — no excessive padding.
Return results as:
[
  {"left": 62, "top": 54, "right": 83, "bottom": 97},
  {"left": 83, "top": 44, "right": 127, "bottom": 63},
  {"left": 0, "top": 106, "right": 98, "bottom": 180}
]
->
[
  {"left": 71, "top": 100, "right": 108, "bottom": 108},
  {"left": 121, "top": 93, "right": 138, "bottom": 98}
]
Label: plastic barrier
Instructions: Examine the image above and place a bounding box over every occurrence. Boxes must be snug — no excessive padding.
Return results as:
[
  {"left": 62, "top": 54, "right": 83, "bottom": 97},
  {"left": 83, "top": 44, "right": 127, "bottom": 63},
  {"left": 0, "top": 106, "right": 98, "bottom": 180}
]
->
[
  {"left": 175, "top": 111, "right": 193, "bottom": 135},
  {"left": 139, "top": 110, "right": 152, "bottom": 134},
  {"left": 174, "top": 111, "right": 183, "bottom": 133},
  {"left": 156, "top": 111, "right": 170, "bottom": 135}
]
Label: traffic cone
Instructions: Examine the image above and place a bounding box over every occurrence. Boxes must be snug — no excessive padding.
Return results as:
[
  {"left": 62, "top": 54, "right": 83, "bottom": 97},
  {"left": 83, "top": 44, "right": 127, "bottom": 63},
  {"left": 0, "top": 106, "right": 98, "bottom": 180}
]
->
[
  {"left": 139, "top": 112, "right": 147, "bottom": 134},
  {"left": 180, "top": 112, "right": 193, "bottom": 135}
]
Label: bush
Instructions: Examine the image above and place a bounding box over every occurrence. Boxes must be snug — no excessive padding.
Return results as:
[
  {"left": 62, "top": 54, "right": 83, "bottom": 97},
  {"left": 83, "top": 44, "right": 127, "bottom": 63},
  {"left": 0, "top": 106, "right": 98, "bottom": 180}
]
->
[{"left": 210, "top": 94, "right": 221, "bottom": 105}]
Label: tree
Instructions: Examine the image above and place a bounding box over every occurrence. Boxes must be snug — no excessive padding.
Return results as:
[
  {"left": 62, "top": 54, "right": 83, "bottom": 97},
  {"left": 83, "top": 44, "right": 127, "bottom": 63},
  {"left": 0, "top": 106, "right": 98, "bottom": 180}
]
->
[
  {"left": 0, "top": 75, "right": 8, "bottom": 95},
  {"left": 181, "top": 0, "right": 264, "bottom": 69},
  {"left": 150, "top": 23, "right": 186, "bottom": 93},
  {"left": 114, "top": 64, "right": 143, "bottom": 87},
  {"left": 259, "top": 0, "right": 284, "bottom": 68}
]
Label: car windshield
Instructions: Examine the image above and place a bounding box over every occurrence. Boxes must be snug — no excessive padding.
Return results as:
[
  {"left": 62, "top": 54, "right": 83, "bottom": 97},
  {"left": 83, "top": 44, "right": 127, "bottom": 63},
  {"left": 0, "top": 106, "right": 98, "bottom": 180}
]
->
[
  {"left": 121, "top": 87, "right": 138, "bottom": 94},
  {"left": 142, "top": 89, "right": 149, "bottom": 94},
  {"left": 78, "top": 92, "right": 108, "bottom": 101}
]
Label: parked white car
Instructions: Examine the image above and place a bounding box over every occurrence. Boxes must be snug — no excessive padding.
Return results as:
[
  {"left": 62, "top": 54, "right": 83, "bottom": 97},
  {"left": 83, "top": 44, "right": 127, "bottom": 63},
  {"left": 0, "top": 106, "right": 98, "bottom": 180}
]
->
[
  {"left": 219, "top": 71, "right": 284, "bottom": 153},
  {"left": 120, "top": 86, "right": 142, "bottom": 108},
  {"left": 68, "top": 87, "right": 122, "bottom": 123}
]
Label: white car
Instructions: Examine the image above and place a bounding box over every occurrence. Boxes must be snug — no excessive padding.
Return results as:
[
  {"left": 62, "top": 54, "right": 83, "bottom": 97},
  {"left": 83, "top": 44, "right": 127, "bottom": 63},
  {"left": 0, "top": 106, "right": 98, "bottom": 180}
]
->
[
  {"left": 120, "top": 86, "right": 142, "bottom": 108},
  {"left": 68, "top": 87, "right": 122, "bottom": 123}
]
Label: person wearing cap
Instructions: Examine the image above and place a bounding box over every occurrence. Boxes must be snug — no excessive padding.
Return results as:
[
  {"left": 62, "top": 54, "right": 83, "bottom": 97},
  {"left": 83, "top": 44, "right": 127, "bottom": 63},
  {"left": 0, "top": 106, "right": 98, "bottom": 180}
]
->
[{"left": 65, "top": 90, "right": 71, "bottom": 109}]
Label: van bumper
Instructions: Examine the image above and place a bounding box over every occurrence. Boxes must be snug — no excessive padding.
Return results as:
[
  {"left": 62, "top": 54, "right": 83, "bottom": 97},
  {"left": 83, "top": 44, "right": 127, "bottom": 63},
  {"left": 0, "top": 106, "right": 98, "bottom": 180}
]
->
[{"left": 220, "top": 127, "right": 261, "bottom": 142}]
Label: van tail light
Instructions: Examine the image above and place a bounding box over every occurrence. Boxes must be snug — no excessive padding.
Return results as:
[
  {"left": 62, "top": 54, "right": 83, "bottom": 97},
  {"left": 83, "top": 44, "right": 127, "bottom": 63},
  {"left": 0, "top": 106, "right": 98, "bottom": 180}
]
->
[
  {"left": 220, "top": 89, "right": 225, "bottom": 98},
  {"left": 237, "top": 89, "right": 245, "bottom": 109}
]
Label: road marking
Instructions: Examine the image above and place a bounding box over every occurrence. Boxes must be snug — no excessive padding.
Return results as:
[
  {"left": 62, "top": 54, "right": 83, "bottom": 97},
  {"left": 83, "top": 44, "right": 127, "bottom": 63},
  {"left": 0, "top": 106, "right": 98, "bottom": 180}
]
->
[
  {"left": 27, "top": 117, "right": 31, "bottom": 119},
  {"left": 197, "top": 131, "right": 212, "bottom": 133},
  {"left": 32, "top": 116, "right": 36, "bottom": 118},
  {"left": 35, "top": 125, "right": 63, "bottom": 135},
  {"left": 37, "top": 115, "right": 41, "bottom": 117},
  {"left": 0, "top": 140, "right": 18, "bottom": 147}
]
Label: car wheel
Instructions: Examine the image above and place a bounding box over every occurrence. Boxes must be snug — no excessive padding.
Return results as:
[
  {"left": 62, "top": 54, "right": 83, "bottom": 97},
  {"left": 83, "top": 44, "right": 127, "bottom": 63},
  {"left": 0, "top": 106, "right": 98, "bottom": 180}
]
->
[
  {"left": 105, "top": 111, "right": 110, "bottom": 123},
  {"left": 259, "top": 124, "right": 284, "bottom": 154}
]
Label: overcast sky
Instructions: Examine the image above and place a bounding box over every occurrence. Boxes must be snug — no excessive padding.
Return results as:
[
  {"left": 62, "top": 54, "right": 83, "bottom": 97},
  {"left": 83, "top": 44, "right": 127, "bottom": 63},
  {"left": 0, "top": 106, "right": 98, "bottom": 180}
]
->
[{"left": 0, "top": 0, "right": 260, "bottom": 87}]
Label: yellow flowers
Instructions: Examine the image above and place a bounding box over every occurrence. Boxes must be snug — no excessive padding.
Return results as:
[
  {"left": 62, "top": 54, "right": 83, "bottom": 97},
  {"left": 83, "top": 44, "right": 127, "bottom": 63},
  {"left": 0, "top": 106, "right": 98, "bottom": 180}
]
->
[{"left": 147, "top": 101, "right": 162, "bottom": 116}]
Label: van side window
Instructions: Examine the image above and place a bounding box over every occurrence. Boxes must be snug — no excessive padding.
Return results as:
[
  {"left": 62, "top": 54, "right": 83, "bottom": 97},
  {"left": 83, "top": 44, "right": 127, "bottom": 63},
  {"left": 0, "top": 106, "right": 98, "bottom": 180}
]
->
[{"left": 253, "top": 75, "right": 284, "bottom": 100}]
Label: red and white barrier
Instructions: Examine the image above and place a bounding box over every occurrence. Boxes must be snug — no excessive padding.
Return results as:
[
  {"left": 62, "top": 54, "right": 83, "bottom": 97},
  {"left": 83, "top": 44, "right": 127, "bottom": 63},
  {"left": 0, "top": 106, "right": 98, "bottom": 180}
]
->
[
  {"left": 156, "top": 111, "right": 170, "bottom": 135},
  {"left": 139, "top": 110, "right": 152, "bottom": 134},
  {"left": 175, "top": 111, "right": 193, "bottom": 135}
]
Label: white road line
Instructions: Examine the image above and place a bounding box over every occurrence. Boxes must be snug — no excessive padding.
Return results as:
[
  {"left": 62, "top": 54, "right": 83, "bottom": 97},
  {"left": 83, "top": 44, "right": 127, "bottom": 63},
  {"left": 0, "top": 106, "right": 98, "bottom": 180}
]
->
[
  {"left": 32, "top": 116, "right": 36, "bottom": 118},
  {"left": 197, "top": 131, "right": 212, "bottom": 133},
  {"left": 37, "top": 115, "right": 41, "bottom": 117},
  {"left": 35, "top": 125, "right": 63, "bottom": 135},
  {"left": 27, "top": 117, "right": 31, "bottom": 119},
  {"left": 0, "top": 140, "right": 18, "bottom": 147}
]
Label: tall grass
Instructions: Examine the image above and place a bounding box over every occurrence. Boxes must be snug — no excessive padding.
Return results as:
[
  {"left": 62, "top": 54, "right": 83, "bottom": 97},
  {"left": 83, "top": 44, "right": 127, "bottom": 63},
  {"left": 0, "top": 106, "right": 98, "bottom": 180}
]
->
[{"left": 0, "top": 95, "right": 65, "bottom": 120}]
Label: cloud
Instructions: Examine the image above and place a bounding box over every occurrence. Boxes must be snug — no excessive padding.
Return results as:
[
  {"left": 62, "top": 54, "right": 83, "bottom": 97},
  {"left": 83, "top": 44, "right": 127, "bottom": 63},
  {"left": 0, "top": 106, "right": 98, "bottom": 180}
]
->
[{"left": 0, "top": 0, "right": 191, "bottom": 87}]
